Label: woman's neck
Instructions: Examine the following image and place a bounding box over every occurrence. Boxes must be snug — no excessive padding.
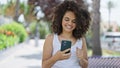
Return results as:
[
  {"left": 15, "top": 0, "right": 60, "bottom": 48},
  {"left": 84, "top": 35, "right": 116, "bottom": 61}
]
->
[
  {"left": 60, "top": 32, "right": 73, "bottom": 39},
  {"left": 59, "top": 32, "right": 77, "bottom": 46}
]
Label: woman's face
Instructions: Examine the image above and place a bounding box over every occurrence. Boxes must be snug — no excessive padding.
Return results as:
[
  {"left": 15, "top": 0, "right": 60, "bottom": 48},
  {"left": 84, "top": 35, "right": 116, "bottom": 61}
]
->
[{"left": 62, "top": 11, "right": 76, "bottom": 33}]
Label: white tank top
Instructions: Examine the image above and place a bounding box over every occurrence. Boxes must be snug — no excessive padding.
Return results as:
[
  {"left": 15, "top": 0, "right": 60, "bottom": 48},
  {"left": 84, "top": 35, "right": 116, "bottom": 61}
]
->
[{"left": 51, "top": 34, "right": 82, "bottom": 68}]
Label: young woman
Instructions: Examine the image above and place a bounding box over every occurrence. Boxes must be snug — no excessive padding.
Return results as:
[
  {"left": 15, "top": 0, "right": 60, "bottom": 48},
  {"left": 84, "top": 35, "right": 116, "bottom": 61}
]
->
[{"left": 42, "top": 0, "right": 91, "bottom": 68}]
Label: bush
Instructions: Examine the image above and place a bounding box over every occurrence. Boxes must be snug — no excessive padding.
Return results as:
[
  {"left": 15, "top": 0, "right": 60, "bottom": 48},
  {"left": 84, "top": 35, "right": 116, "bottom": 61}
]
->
[
  {"left": 0, "top": 22, "right": 28, "bottom": 43},
  {"left": 0, "top": 32, "right": 19, "bottom": 50},
  {"left": 0, "top": 22, "right": 28, "bottom": 50}
]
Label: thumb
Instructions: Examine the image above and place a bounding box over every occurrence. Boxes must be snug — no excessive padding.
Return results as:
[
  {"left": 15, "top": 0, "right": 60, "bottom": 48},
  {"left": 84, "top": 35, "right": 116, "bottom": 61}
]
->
[{"left": 76, "top": 47, "right": 82, "bottom": 53}]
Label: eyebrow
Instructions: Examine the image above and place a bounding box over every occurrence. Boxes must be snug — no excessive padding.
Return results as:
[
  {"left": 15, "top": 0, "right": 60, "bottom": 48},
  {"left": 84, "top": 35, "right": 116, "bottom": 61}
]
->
[{"left": 64, "top": 17, "right": 76, "bottom": 20}]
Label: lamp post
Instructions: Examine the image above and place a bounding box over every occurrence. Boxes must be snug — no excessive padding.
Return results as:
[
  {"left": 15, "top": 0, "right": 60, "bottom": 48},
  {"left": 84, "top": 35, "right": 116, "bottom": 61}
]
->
[{"left": 34, "top": 5, "right": 44, "bottom": 47}]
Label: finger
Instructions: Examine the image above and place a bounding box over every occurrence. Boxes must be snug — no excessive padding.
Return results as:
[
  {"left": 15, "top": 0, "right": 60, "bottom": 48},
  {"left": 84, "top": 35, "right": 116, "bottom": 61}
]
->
[
  {"left": 65, "top": 53, "right": 71, "bottom": 56},
  {"left": 76, "top": 47, "right": 80, "bottom": 53},
  {"left": 76, "top": 47, "right": 82, "bottom": 53},
  {"left": 76, "top": 48, "right": 81, "bottom": 59},
  {"left": 63, "top": 53, "right": 71, "bottom": 56},
  {"left": 63, "top": 53, "right": 71, "bottom": 58},
  {"left": 62, "top": 48, "right": 71, "bottom": 53},
  {"left": 76, "top": 47, "right": 79, "bottom": 55},
  {"left": 76, "top": 47, "right": 83, "bottom": 56}
]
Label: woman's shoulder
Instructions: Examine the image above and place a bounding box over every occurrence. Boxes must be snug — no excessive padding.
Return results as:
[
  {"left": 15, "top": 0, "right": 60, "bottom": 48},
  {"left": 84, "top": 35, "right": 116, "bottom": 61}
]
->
[
  {"left": 45, "top": 33, "right": 58, "bottom": 41},
  {"left": 44, "top": 34, "right": 54, "bottom": 47},
  {"left": 45, "top": 33, "right": 53, "bottom": 40},
  {"left": 46, "top": 33, "right": 58, "bottom": 39}
]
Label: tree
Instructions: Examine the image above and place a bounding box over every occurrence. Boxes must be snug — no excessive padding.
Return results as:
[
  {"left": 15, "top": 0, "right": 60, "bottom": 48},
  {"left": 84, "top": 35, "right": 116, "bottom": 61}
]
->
[
  {"left": 14, "top": 0, "right": 20, "bottom": 22},
  {"left": 91, "top": 0, "right": 102, "bottom": 56},
  {"left": 4, "top": 0, "right": 16, "bottom": 17},
  {"left": 28, "top": 0, "right": 88, "bottom": 21},
  {"left": 28, "top": 0, "right": 61, "bottom": 21}
]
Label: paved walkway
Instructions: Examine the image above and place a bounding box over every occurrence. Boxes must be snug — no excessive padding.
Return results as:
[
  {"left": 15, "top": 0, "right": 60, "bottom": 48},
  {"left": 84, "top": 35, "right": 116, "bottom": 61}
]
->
[
  {"left": 0, "top": 39, "right": 119, "bottom": 68},
  {"left": 0, "top": 39, "right": 45, "bottom": 68}
]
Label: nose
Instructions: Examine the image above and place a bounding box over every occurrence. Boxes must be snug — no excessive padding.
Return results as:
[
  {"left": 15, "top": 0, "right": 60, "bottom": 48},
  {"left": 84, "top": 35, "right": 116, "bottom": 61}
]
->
[{"left": 68, "top": 21, "right": 73, "bottom": 25}]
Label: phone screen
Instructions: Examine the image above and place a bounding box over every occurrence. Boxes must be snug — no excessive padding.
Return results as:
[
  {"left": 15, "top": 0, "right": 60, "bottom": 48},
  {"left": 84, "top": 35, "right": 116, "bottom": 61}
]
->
[{"left": 60, "top": 40, "right": 71, "bottom": 53}]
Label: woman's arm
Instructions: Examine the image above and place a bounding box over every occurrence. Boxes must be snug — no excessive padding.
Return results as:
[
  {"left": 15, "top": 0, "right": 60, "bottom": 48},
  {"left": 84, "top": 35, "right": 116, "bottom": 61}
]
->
[
  {"left": 42, "top": 34, "right": 57, "bottom": 68},
  {"left": 76, "top": 37, "right": 88, "bottom": 68}
]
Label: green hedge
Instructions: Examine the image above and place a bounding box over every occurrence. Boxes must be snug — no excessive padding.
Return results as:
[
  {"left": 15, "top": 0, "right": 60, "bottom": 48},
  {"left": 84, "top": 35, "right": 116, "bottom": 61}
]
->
[
  {"left": 0, "top": 22, "right": 28, "bottom": 43},
  {"left": 0, "top": 22, "right": 28, "bottom": 50},
  {"left": 0, "top": 34, "right": 19, "bottom": 50}
]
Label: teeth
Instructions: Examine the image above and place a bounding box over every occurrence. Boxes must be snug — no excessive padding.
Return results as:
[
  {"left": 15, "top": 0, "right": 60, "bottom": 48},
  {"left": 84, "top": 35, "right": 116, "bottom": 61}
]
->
[{"left": 66, "top": 25, "right": 72, "bottom": 29}]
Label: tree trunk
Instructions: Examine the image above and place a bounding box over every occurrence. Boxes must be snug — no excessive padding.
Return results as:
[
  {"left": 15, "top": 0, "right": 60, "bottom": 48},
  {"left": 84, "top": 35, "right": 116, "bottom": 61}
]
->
[
  {"left": 14, "top": 0, "right": 20, "bottom": 22},
  {"left": 91, "top": 0, "right": 102, "bottom": 56}
]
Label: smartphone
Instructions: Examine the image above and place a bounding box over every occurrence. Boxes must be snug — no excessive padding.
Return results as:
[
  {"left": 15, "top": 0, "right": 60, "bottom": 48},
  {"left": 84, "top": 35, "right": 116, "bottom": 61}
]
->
[{"left": 60, "top": 40, "right": 72, "bottom": 53}]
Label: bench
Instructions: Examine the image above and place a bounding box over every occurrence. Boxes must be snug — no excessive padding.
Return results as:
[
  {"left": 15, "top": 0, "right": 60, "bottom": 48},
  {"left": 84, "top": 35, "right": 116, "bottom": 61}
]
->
[{"left": 88, "top": 56, "right": 120, "bottom": 68}]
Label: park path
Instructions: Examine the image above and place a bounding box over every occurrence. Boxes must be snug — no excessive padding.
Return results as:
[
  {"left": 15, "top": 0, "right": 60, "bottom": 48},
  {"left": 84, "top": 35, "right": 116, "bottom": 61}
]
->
[{"left": 0, "top": 39, "right": 45, "bottom": 68}]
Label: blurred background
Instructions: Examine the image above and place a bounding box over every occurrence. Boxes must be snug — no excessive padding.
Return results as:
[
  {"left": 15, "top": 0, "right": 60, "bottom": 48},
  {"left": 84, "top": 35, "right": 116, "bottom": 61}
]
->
[{"left": 0, "top": 0, "right": 120, "bottom": 68}]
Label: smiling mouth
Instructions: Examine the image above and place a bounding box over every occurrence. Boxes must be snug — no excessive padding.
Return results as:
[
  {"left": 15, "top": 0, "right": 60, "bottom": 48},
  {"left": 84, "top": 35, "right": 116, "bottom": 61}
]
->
[{"left": 66, "top": 25, "right": 73, "bottom": 29}]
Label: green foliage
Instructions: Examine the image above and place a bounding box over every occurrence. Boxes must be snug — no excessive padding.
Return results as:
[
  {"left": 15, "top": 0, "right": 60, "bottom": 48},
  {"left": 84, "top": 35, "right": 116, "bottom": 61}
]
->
[
  {"left": 0, "top": 22, "right": 28, "bottom": 50},
  {"left": 39, "top": 22, "right": 50, "bottom": 39},
  {"left": 118, "top": 26, "right": 120, "bottom": 31},
  {"left": 0, "top": 34, "right": 7, "bottom": 50},
  {"left": 20, "top": 3, "right": 30, "bottom": 15},
  {"left": 29, "top": 22, "right": 36, "bottom": 35},
  {"left": 107, "top": 27, "right": 112, "bottom": 32},
  {"left": 0, "top": 22, "right": 28, "bottom": 43},
  {"left": 0, "top": 33, "right": 19, "bottom": 50},
  {"left": 1, "top": 4, "right": 9, "bottom": 15},
  {"left": 88, "top": 49, "right": 120, "bottom": 57},
  {"left": 85, "top": 30, "right": 92, "bottom": 49},
  {"left": 29, "top": 21, "right": 50, "bottom": 39}
]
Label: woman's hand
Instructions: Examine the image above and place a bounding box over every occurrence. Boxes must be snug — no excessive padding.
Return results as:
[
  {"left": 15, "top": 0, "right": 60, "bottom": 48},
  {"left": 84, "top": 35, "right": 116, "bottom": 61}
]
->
[
  {"left": 53, "top": 48, "right": 71, "bottom": 61},
  {"left": 76, "top": 47, "right": 84, "bottom": 60}
]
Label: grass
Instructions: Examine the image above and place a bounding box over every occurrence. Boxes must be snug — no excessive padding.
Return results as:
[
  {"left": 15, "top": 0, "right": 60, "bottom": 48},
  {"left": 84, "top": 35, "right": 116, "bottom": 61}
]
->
[
  {"left": 87, "top": 49, "right": 120, "bottom": 57},
  {"left": 102, "top": 49, "right": 120, "bottom": 56}
]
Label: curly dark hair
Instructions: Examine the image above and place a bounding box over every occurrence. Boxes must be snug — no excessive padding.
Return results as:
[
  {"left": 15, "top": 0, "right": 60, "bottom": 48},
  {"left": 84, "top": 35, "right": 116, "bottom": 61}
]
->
[{"left": 52, "top": 0, "right": 91, "bottom": 39}]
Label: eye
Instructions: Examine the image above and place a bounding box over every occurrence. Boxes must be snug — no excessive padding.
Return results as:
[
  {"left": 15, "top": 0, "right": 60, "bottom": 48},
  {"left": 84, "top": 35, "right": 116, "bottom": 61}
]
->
[
  {"left": 72, "top": 19, "right": 76, "bottom": 23},
  {"left": 64, "top": 17, "right": 69, "bottom": 21}
]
